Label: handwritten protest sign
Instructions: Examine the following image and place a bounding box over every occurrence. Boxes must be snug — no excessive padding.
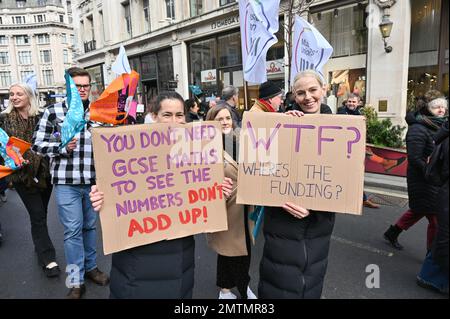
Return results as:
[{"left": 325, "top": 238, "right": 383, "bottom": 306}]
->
[
  {"left": 237, "top": 112, "right": 366, "bottom": 215},
  {"left": 91, "top": 122, "right": 228, "bottom": 254}
]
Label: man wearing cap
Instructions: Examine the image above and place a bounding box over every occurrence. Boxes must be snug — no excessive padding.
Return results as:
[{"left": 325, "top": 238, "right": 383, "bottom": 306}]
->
[{"left": 250, "top": 81, "right": 284, "bottom": 113}]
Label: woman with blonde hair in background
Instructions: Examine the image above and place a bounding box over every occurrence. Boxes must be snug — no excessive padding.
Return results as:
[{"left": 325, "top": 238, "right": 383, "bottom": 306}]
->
[{"left": 0, "top": 83, "right": 59, "bottom": 277}]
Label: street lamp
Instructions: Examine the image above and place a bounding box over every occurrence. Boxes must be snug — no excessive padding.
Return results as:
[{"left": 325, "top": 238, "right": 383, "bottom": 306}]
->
[
  {"left": 375, "top": 0, "right": 396, "bottom": 53},
  {"left": 379, "top": 15, "right": 393, "bottom": 53}
]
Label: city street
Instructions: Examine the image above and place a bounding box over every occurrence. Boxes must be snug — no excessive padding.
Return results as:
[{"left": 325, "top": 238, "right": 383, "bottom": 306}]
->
[{"left": 0, "top": 188, "right": 446, "bottom": 299}]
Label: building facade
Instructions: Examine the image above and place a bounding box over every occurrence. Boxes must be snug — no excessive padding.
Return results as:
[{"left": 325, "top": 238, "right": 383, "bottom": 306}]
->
[
  {"left": 72, "top": 0, "right": 448, "bottom": 126},
  {"left": 0, "top": 0, "right": 75, "bottom": 108}
]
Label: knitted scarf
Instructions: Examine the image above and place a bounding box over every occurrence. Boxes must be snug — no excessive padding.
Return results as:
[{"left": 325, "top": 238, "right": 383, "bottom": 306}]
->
[{"left": 416, "top": 113, "right": 448, "bottom": 131}]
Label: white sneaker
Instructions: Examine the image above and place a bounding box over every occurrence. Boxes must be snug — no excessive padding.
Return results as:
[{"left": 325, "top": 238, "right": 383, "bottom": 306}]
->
[
  {"left": 219, "top": 290, "right": 237, "bottom": 299},
  {"left": 247, "top": 286, "right": 257, "bottom": 299},
  {"left": 0, "top": 193, "right": 6, "bottom": 203}
]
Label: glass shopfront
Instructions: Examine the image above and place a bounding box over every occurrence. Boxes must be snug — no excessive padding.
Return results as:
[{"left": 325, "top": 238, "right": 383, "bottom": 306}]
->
[
  {"left": 188, "top": 22, "right": 285, "bottom": 110},
  {"left": 310, "top": 2, "right": 368, "bottom": 110},
  {"left": 134, "top": 48, "right": 174, "bottom": 115},
  {"left": 408, "top": 0, "right": 448, "bottom": 111}
]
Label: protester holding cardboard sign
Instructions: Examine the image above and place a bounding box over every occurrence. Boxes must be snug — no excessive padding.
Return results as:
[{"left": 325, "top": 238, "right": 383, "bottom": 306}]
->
[
  {"left": 205, "top": 105, "right": 257, "bottom": 300},
  {"left": 0, "top": 83, "right": 58, "bottom": 278},
  {"left": 89, "top": 91, "right": 232, "bottom": 299},
  {"left": 255, "top": 70, "right": 336, "bottom": 299}
]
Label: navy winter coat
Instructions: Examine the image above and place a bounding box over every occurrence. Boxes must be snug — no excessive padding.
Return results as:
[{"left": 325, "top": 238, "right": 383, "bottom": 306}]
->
[
  {"left": 405, "top": 112, "right": 442, "bottom": 214},
  {"left": 110, "top": 236, "right": 195, "bottom": 299}
]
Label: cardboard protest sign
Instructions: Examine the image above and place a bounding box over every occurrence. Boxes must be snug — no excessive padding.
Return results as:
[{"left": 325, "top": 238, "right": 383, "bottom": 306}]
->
[
  {"left": 237, "top": 112, "right": 366, "bottom": 215},
  {"left": 91, "top": 122, "right": 228, "bottom": 254}
]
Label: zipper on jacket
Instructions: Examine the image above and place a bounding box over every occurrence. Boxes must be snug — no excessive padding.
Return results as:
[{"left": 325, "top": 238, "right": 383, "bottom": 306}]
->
[{"left": 300, "top": 219, "right": 310, "bottom": 298}]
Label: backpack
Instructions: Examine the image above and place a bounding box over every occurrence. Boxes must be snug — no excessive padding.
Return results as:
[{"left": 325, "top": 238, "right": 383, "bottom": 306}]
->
[{"left": 425, "top": 142, "right": 446, "bottom": 186}]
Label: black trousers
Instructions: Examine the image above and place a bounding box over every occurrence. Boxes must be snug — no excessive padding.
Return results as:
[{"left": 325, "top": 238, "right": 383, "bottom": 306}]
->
[
  {"left": 216, "top": 210, "right": 251, "bottom": 299},
  {"left": 14, "top": 182, "right": 56, "bottom": 266}
]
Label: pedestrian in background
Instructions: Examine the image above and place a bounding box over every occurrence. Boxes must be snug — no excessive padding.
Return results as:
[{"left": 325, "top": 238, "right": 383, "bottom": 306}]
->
[
  {"left": 417, "top": 118, "right": 449, "bottom": 294},
  {"left": 0, "top": 83, "right": 59, "bottom": 277},
  {"left": 249, "top": 81, "right": 284, "bottom": 113},
  {"left": 205, "top": 105, "right": 256, "bottom": 299},
  {"left": 0, "top": 177, "right": 7, "bottom": 246},
  {"left": 384, "top": 91, "right": 448, "bottom": 251},
  {"left": 337, "top": 93, "right": 380, "bottom": 209},
  {"left": 219, "top": 86, "right": 242, "bottom": 128},
  {"left": 185, "top": 98, "right": 201, "bottom": 123}
]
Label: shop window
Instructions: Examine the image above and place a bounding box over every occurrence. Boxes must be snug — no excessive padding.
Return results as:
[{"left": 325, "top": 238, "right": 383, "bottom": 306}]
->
[
  {"left": 157, "top": 49, "right": 174, "bottom": 90},
  {"left": 218, "top": 33, "right": 241, "bottom": 67},
  {"left": 311, "top": 4, "right": 367, "bottom": 57},
  {"left": 189, "top": 38, "right": 218, "bottom": 96},
  {"left": 408, "top": 0, "right": 443, "bottom": 109}
]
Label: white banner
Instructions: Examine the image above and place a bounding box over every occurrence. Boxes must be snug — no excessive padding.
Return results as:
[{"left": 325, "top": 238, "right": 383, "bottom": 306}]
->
[
  {"left": 290, "top": 16, "right": 333, "bottom": 84},
  {"left": 239, "top": 0, "right": 280, "bottom": 84}
]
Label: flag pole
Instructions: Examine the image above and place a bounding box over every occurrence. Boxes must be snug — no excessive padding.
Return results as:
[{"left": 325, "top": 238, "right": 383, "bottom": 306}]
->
[{"left": 244, "top": 80, "right": 249, "bottom": 111}]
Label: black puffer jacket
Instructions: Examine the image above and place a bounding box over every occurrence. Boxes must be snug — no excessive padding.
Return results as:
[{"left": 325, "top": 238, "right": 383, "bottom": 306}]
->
[
  {"left": 405, "top": 112, "right": 442, "bottom": 214},
  {"left": 258, "top": 104, "right": 335, "bottom": 299},
  {"left": 259, "top": 208, "right": 335, "bottom": 299},
  {"left": 110, "top": 236, "right": 195, "bottom": 299},
  {"left": 431, "top": 120, "right": 449, "bottom": 271}
]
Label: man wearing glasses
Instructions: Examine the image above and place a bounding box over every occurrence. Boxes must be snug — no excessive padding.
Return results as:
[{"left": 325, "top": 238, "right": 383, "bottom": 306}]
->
[{"left": 32, "top": 67, "right": 109, "bottom": 299}]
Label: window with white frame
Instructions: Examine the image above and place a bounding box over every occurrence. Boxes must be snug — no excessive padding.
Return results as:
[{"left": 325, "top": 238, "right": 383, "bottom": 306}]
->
[
  {"left": 0, "top": 36, "right": 7, "bottom": 45},
  {"left": 0, "top": 71, "right": 12, "bottom": 87},
  {"left": 123, "top": 2, "right": 132, "bottom": 37},
  {"left": 37, "top": 34, "right": 50, "bottom": 44},
  {"left": 20, "top": 71, "right": 34, "bottom": 82},
  {"left": 16, "top": 35, "right": 30, "bottom": 45},
  {"left": 34, "top": 14, "right": 46, "bottom": 23},
  {"left": 18, "top": 51, "right": 32, "bottom": 64},
  {"left": 165, "top": 0, "right": 175, "bottom": 19},
  {"left": 143, "top": 0, "right": 151, "bottom": 32},
  {"left": 61, "top": 33, "right": 67, "bottom": 44},
  {"left": 42, "top": 69, "right": 54, "bottom": 86},
  {"left": 190, "top": 0, "right": 203, "bottom": 17},
  {"left": 63, "top": 49, "right": 69, "bottom": 63},
  {"left": 12, "top": 16, "right": 26, "bottom": 24},
  {"left": 0, "top": 52, "right": 9, "bottom": 65},
  {"left": 220, "top": 0, "right": 235, "bottom": 6},
  {"left": 40, "top": 50, "right": 52, "bottom": 63},
  {"left": 16, "top": 0, "right": 27, "bottom": 8}
]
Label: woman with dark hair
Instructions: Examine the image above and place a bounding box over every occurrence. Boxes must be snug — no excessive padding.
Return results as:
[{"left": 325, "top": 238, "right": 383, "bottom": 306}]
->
[
  {"left": 205, "top": 105, "right": 256, "bottom": 299},
  {"left": 89, "top": 91, "right": 233, "bottom": 299},
  {"left": 185, "top": 98, "right": 200, "bottom": 123},
  {"left": 384, "top": 92, "right": 448, "bottom": 251}
]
